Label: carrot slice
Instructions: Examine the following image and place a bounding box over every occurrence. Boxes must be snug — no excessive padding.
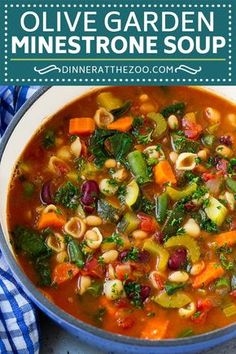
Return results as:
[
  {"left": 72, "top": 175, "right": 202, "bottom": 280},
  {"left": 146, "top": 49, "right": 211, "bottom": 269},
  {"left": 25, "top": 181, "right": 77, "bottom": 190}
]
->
[
  {"left": 141, "top": 318, "right": 169, "bottom": 339},
  {"left": 69, "top": 118, "right": 95, "bottom": 136},
  {"left": 153, "top": 160, "right": 177, "bottom": 185},
  {"left": 38, "top": 212, "right": 66, "bottom": 229},
  {"left": 52, "top": 263, "right": 80, "bottom": 284},
  {"left": 192, "top": 262, "right": 224, "bottom": 289},
  {"left": 214, "top": 231, "right": 236, "bottom": 247},
  {"left": 107, "top": 116, "right": 133, "bottom": 132}
]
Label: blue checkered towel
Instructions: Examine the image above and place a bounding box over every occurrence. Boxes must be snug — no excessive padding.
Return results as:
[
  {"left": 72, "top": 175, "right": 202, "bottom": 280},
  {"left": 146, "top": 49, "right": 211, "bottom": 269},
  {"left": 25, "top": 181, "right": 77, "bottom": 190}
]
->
[{"left": 0, "top": 86, "right": 40, "bottom": 353}]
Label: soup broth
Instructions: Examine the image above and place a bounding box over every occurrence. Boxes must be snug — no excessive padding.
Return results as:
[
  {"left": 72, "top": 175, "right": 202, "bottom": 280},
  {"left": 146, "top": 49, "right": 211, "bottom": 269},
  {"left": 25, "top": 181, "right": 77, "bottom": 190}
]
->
[{"left": 7, "top": 86, "right": 236, "bottom": 339}]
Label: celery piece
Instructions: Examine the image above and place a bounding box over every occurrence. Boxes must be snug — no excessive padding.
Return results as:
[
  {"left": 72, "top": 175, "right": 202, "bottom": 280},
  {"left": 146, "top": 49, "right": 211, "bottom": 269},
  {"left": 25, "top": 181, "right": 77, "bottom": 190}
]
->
[
  {"left": 226, "top": 178, "right": 236, "bottom": 193},
  {"left": 223, "top": 303, "right": 236, "bottom": 318},
  {"left": 147, "top": 112, "right": 167, "bottom": 137},
  {"left": 166, "top": 183, "right": 197, "bottom": 201},
  {"left": 143, "top": 239, "right": 169, "bottom": 271},
  {"left": 201, "top": 134, "right": 215, "bottom": 148},
  {"left": 204, "top": 196, "right": 228, "bottom": 226},
  {"left": 97, "top": 92, "right": 123, "bottom": 111},
  {"left": 164, "top": 235, "right": 200, "bottom": 263},
  {"left": 118, "top": 212, "right": 140, "bottom": 235},
  {"left": 125, "top": 179, "right": 140, "bottom": 207},
  {"left": 153, "top": 291, "right": 191, "bottom": 308}
]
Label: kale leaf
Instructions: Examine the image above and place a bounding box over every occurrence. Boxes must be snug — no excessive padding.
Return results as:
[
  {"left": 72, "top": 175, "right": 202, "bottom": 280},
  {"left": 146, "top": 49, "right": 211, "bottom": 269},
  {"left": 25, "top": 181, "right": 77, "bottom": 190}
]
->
[
  {"left": 13, "top": 226, "right": 49, "bottom": 257},
  {"left": 54, "top": 181, "right": 79, "bottom": 209},
  {"left": 42, "top": 129, "right": 55, "bottom": 149}
]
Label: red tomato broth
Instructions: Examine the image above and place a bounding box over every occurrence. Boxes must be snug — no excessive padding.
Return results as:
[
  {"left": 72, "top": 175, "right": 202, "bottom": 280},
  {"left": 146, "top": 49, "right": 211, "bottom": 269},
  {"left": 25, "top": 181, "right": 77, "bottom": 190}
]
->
[{"left": 7, "top": 86, "right": 236, "bottom": 339}]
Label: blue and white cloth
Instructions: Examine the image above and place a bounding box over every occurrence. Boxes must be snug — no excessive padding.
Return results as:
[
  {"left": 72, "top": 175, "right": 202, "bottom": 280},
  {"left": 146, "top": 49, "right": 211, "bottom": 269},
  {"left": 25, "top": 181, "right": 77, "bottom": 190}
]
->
[{"left": 0, "top": 86, "right": 40, "bottom": 353}]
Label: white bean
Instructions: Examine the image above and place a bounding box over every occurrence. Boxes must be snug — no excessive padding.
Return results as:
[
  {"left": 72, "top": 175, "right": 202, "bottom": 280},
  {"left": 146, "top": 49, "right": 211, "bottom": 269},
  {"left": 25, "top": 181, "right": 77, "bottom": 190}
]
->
[
  {"left": 190, "top": 261, "right": 205, "bottom": 276},
  {"left": 183, "top": 218, "right": 201, "bottom": 238},
  {"left": 101, "top": 250, "right": 119, "bottom": 264},
  {"left": 104, "top": 159, "right": 117, "bottom": 169},
  {"left": 85, "top": 215, "right": 103, "bottom": 226},
  {"left": 168, "top": 271, "right": 189, "bottom": 283},
  {"left": 77, "top": 275, "right": 92, "bottom": 295},
  {"left": 167, "top": 115, "right": 179, "bottom": 130},
  {"left": 70, "top": 137, "right": 82, "bottom": 157},
  {"left": 104, "top": 280, "right": 124, "bottom": 300},
  {"left": 169, "top": 151, "right": 179, "bottom": 164},
  {"left": 132, "top": 230, "right": 148, "bottom": 240},
  {"left": 57, "top": 146, "right": 72, "bottom": 160}
]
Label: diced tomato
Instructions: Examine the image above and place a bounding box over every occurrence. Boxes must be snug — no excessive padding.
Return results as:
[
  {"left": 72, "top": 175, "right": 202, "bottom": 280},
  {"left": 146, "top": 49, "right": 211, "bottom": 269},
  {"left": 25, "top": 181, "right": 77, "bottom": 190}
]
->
[
  {"left": 115, "top": 263, "right": 132, "bottom": 281},
  {"left": 115, "top": 298, "right": 130, "bottom": 309},
  {"left": 230, "top": 290, "right": 236, "bottom": 298},
  {"left": 115, "top": 309, "right": 135, "bottom": 329},
  {"left": 182, "top": 118, "right": 203, "bottom": 140},
  {"left": 192, "top": 298, "right": 213, "bottom": 324},
  {"left": 83, "top": 257, "right": 104, "bottom": 278},
  {"left": 202, "top": 172, "right": 216, "bottom": 182},
  {"left": 137, "top": 213, "right": 157, "bottom": 233},
  {"left": 81, "top": 140, "right": 88, "bottom": 157},
  {"left": 152, "top": 273, "right": 164, "bottom": 290},
  {"left": 197, "top": 298, "right": 213, "bottom": 312}
]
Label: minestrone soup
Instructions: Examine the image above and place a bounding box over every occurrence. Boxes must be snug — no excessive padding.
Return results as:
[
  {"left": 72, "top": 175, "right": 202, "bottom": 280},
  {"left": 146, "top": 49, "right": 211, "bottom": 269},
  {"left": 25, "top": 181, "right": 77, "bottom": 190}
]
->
[{"left": 7, "top": 86, "right": 236, "bottom": 339}]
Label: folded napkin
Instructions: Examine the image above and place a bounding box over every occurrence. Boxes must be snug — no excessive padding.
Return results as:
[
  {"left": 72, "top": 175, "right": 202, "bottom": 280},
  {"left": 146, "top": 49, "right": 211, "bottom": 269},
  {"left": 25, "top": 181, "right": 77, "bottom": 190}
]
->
[{"left": 0, "top": 86, "right": 40, "bottom": 353}]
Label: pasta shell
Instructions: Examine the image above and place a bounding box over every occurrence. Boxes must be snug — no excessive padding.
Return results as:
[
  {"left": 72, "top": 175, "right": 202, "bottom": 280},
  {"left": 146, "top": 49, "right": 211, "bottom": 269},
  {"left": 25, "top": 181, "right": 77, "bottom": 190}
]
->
[
  {"left": 94, "top": 108, "right": 114, "bottom": 128},
  {"left": 64, "top": 217, "right": 86, "bottom": 239},
  {"left": 176, "top": 153, "right": 197, "bottom": 171},
  {"left": 84, "top": 227, "right": 103, "bottom": 249}
]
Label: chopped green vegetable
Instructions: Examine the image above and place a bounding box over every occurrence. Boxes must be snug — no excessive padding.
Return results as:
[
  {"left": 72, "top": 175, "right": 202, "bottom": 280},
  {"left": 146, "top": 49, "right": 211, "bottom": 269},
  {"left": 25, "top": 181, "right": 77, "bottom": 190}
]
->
[
  {"left": 97, "top": 92, "right": 123, "bottom": 111},
  {"left": 42, "top": 129, "right": 55, "bottom": 149},
  {"left": 171, "top": 133, "right": 200, "bottom": 153},
  {"left": 164, "top": 235, "right": 200, "bottom": 263},
  {"left": 226, "top": 178, "right": 236, "bottom": 193},
  {"left": 202, "top": 134, "right": 215, "bottom": 148},
  {"left": 13, "top": 226, "right": 49, "bottom": 257},
  {"left": 223, "top": 303, "right": 236, "bottom": 317},
  {"left": 127, "top": 150, "right": 150, "bottom": 184},
  {"left": 122, "top": 247, "right": 139, "bottom": 262},
  {"left": 110, "top": 101, "right": 132, "bottom": 118},
  {"left": 152, "top": 291, "right": 191, "bottom": 308},
  {"left": 103, "top": 232, "right": 124, "bottom": 247},
  {"left": 35, "top": 253, "right": 51, "bottom": 286},
  {"left": 87, "top": 281, "right": 103, "bottom": 297},
  {"left": 105, "top": 132, "right": 133, "bottom": 162},
  {"left": 54, "top": 181, "right": 79, "bottom": 210},
  {"left": 97, "top": 199, "right": 120, "bottom": 223},
  {"left": 166, "top": 183, "right": 197, "bottom": 201},
  {"left": 165, "top": 282, "right": 185, "bottom": 295},
  {"left": 204, "top": 196, "right": 228, "bottom": 226},
  {"left": 90, "top": 129, "right": 114, "bottom": 167},
  {"left": 155, "top": 192, "right": 168, "bottom": 224},
  {"left": 118, "top": 212, "right": 140, "bottom": 235},
  {"left": 177, "top": 328, "right": 194, "bottom": 338},
  {"left": 67, "top": 238, "right": 84, "bottom": 268},
  {"left": 215, "top": 277, "right": 230, "bottom": 288},
  {"left": 161, "top": 102, "right": 185, "bottom": 118},
  {"left": 22, "top": 181, "right": 35, "bottom": 197},
  {"left": 125, "top": 179, "right": 140, "bottom": 207},
  {"left": 162, "top": 202, "right": 186, "bottom": 240},
  {"left": 124, "top": 281, "right": 143, "bottom": 308},
  {"left": 147, "top": 112, "right": 167, "bottom": 137},
  {"left": 143, "top": 239, "right": 169, "bottom": 271}
]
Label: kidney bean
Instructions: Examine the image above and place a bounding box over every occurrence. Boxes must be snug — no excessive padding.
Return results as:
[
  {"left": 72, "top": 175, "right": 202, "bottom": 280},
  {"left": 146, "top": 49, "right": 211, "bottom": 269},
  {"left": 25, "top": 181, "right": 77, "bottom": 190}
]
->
[
  {"left": 40, "top": 180, "right": 53, "bottom": 205},
  {"left": 219, "top": 135, "right": 232, "bottom": 146},
  {"left": 140, "top": 285, "right": 151, "bottom": 302},
  {"left": 168, "top": 248, "right": 187, "bottom": 270},
  {"left": 137, "top": 250, "right": 150, "bottom": 263},
  {"left": 81, "top": 180, "right": 99, "bottom": 206},
  {"left": 153, "top": 231, "right": 165, "bottom": 244}
]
